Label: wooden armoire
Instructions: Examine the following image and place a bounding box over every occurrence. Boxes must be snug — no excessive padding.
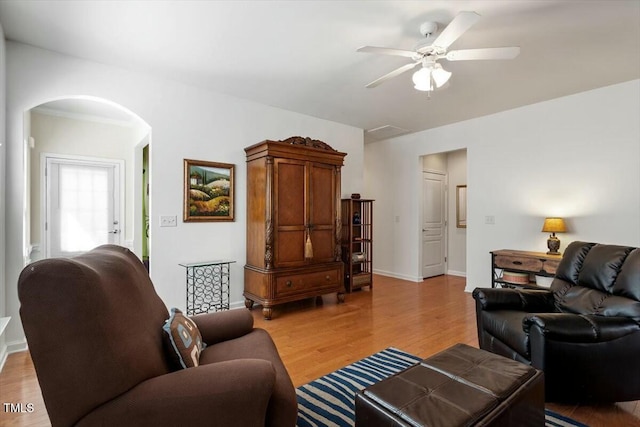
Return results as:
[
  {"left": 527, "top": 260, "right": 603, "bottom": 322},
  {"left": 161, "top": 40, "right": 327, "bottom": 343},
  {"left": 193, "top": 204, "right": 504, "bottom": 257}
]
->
[{"left": 244, "top": 136, "right": 347, "bottom": 319}]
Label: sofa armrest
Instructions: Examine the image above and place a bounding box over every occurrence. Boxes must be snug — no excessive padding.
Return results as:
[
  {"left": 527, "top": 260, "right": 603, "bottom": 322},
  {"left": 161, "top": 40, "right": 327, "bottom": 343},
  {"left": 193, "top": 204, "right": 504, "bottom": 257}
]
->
[
  {"left": 472, "top": 287, "right": 554, "bottom": 312},
  {"left": 523, "top": 313, "right": 640, "bottom": 342},
  {"left": 77, "top": 359, "right": 276, "bottom": 427},
  {"left": 191, "top": 308, "right": 254, "bottom": 345}
]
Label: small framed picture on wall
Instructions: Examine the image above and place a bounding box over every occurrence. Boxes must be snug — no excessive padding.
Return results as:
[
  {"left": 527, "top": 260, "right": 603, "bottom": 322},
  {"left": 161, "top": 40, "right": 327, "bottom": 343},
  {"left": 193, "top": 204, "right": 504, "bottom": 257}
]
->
[{"left": 183, "top": 159, "right": 235, "bottom": 222}]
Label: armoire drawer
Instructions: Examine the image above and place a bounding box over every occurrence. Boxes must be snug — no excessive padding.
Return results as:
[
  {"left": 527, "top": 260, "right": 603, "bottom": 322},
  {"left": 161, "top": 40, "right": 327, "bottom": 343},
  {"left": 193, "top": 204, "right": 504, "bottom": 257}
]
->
[{"left": 276, "top": 268, "right": 339, "bottom": 296}]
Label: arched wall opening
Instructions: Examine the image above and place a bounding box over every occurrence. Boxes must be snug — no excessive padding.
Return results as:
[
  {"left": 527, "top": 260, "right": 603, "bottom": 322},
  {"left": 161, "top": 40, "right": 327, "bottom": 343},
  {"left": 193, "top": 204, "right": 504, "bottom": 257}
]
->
[{"left": 22, "top": 95, "right": 151, "bottom": 266}]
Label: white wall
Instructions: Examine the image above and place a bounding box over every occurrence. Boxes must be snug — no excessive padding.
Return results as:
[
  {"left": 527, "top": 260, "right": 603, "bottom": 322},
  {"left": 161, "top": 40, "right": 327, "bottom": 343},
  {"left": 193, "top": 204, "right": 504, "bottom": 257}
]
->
[
  {"left": 29, "top": 111, "right": 145, "bottom": 251},
  {"left": 4, "top": 42, "right": 364, "bottom": 349},
  {"left": 0, "top": 22, "right": 7, "bottom": 368},
  {"left": 422, "top": 152, "right": 447, "bottom": 172},
  {"left": 447, "top": 150, "right": 467, "bottom": 276},
  {"left": 365, "top": 79, "right": 640, "bottom": 290}
]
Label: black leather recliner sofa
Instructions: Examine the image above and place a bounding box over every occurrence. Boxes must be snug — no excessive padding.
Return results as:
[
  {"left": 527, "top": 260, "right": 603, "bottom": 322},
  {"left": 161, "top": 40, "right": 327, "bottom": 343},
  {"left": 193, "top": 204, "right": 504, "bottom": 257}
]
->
[{"left": 473, "top": 241, "right": 640, "bottom": 403}]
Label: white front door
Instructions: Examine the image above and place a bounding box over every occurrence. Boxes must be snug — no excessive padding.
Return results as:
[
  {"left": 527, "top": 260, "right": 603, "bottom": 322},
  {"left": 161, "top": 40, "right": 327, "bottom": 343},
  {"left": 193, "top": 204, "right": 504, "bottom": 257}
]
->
[
  {"left": 45, "top": 156, "right": 122, "bottom": 258},
  {"left": 422, "top": 171, "right": 446, "bottom": 278}
]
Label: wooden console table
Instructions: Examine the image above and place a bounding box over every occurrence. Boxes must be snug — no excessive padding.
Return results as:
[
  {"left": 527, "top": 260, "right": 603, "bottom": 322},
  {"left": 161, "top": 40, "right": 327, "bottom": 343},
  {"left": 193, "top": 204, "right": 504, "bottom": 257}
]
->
[{"left": 491, "top": 249, "right": 562, "bottom": 288}]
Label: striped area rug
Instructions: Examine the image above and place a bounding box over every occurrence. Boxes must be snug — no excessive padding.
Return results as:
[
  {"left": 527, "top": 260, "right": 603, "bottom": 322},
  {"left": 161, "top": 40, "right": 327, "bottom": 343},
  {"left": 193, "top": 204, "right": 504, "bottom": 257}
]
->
[{"left": 296, "top": 347, "right": 587, "bottom": 427}]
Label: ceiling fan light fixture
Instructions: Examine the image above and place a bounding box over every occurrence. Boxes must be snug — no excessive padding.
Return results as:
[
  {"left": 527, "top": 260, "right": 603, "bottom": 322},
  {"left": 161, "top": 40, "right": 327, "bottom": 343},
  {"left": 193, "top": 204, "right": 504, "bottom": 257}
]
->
[
  {"left": 412, "top": 68, "right": 433, "bottom": 92},
  {"left": 432, "top": 64, "right": 452, "bottom": 88}
]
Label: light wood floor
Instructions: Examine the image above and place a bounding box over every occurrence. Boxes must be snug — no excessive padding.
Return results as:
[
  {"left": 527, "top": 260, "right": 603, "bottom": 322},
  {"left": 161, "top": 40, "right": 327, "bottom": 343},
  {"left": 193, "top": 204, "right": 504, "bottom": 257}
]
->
[{"left": 1, "top": 274, "right": 638, "bottom": 426}]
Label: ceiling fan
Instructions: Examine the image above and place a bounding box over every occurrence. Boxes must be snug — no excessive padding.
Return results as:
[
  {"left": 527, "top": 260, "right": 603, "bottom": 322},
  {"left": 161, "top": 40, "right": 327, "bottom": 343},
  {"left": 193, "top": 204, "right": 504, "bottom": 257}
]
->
[{"left": 357, "top": 11, "right": 520, "bottom": 95}]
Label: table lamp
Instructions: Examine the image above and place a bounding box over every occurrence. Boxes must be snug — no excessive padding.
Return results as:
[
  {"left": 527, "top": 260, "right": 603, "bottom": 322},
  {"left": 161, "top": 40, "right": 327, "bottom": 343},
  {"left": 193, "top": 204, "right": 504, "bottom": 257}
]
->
[{"left": 542, "top": 217, "right": 566, "bottom": 255}]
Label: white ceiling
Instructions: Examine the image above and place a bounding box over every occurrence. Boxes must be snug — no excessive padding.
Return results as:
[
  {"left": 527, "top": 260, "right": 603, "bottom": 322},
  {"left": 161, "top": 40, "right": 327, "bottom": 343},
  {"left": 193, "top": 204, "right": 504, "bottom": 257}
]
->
[{"left": 1, "top": 1, "right": 639, "bottom": 141}]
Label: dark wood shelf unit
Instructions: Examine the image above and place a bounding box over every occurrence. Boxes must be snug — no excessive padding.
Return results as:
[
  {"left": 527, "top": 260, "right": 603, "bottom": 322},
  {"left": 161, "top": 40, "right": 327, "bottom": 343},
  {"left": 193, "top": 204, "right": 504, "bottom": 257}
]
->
[{"left": 341, "top": 198, "right": 374, "bottom": 292}]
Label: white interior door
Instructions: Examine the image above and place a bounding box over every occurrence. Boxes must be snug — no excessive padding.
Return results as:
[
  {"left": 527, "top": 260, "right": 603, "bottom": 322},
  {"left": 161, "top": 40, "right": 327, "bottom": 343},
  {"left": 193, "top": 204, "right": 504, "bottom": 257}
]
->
[
  {"left": 45, "top": 156, "right": 122, "bottom": 258},
  {"left": 422, "top": 171, "right": 446, "bottom": 278}
]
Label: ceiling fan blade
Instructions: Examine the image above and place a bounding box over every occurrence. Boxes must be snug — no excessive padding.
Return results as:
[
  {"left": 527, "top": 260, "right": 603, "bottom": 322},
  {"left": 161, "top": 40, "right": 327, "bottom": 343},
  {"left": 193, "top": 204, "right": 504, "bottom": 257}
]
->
[
  {"left": 432, "top": 11, "right": 481, "bottom": 49},
  {"left": 365, "top": 62, "right": 420, "bottom": 88},
  {"left": 357, "top": 46, "right": 417, "bottom": 58},
  {"left": 445, "top": 47, "right": 520, "bottom": 61}
]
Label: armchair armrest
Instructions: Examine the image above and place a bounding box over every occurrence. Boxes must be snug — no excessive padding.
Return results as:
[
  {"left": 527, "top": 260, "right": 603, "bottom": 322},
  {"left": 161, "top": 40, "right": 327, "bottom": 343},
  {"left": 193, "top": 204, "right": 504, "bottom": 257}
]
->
[
  {"left": 77, "top": 359, "right": 276, "bottom": 427},
  {"left": 191, "top": 308, "right": 254, "bottom": 345},
  {"left": 523, "top": 313, "right": 640, "bottom": 342},
  {"left": 472, "top": 287, "right": 555, "bottom": 312}
]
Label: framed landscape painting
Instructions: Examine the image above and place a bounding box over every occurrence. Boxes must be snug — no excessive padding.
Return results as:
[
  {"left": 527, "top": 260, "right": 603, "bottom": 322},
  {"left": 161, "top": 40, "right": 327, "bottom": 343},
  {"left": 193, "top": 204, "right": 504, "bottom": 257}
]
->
[{"left": 184, "top": 159, "right": 235, "bottom": 222}]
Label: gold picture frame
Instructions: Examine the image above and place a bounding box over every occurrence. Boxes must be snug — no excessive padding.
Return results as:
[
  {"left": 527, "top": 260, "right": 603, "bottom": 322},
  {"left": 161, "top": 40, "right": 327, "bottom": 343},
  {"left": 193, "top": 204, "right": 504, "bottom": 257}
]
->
[{"left": 184, "top": 159, "right": 235, "bottom": 222}]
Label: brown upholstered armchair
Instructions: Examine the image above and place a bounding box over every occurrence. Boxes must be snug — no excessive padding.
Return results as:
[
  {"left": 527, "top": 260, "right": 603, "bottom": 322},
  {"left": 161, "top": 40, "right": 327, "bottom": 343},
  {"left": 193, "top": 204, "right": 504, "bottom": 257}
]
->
[
  {"left": 18, "top": 245, "right": 297, "bottom": 427},
  {"left": 473, "top": 241, "right": 640, "bottom": 403}
]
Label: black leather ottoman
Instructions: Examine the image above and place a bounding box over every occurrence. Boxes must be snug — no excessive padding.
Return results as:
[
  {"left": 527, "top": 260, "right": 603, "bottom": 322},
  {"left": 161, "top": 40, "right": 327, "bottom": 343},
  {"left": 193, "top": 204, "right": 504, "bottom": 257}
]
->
[{"left": 355, "top": 343, "right": 544, "bottom": 427}]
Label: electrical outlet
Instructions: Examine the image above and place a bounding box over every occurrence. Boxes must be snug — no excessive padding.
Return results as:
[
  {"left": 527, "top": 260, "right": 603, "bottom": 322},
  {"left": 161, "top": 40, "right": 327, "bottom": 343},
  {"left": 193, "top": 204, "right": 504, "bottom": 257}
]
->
[
  {"left": 160, "top": 215, "right": 177, "bottom": 227},
  {"left": 485, "top": 215, "right": 495, "bottom": 225}
]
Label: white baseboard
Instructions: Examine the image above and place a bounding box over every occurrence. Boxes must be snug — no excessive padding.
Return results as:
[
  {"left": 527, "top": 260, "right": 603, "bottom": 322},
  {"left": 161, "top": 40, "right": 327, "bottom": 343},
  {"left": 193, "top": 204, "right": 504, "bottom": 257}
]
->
[
  {"left": 447, "top": 270, "right": 467, "bottom": 277},
  {"left": 373, "top": 269, "right": 423, "bottom": 283},
  {"left": 229, "top": 300, "right": 247, "bottom": 310},
  {"left": 7, "top": 339, "right": 28, "bottom": 354},
  {"left": 0, "top": 317, "right": 11, "bottom": 373},
  {"left": 374, "top": 269, "right": 467, "bottom": 282},
  {"left": 0, "top": 344, "right": 7, "bottom": 373},
  {"left": 0, "top": 339, "right": 28, "bottom": 373}
]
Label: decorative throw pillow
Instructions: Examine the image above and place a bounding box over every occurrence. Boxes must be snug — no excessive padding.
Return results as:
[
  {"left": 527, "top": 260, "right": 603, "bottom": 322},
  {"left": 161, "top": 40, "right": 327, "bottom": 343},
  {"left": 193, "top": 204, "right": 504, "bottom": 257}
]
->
[{"left": 163, "top": 308, "right": 205, "bottom": 369}]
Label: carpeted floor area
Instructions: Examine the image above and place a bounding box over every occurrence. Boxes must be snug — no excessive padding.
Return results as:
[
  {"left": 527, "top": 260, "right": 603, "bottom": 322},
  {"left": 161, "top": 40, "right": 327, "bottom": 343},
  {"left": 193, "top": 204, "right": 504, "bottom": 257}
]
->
[{"left": 296, "top": 347, "right": 587, "bottom": 427}]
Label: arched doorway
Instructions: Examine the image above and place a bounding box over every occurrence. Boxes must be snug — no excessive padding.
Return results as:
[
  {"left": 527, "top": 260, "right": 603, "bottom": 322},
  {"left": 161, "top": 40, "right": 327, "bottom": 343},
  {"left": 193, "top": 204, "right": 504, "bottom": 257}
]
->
[{"left": 23, "top": 96, "right": 151, "bottom": 265}]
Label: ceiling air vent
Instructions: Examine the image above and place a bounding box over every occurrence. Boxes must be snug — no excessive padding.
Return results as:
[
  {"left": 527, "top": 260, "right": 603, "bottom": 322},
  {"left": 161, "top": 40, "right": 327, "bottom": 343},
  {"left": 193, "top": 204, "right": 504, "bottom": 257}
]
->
[{"left": 365, "top": 125, "right": 411, "bottom": 141}]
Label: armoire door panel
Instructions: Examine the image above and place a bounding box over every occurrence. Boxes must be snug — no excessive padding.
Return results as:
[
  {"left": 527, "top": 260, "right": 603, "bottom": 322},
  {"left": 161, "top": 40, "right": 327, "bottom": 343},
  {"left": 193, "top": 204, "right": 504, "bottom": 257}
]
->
[
  {"left": 310, "top": 229, "right": 334, "bottom": 261},
  {"left": 275, "top": 230, "right": 305, "bottom": 266},
  {"left": 309, "top": 163, "right": 334, "bottom": 226},
  {"left": 275, "top": 160, "right": 305, "bottom": 227}
]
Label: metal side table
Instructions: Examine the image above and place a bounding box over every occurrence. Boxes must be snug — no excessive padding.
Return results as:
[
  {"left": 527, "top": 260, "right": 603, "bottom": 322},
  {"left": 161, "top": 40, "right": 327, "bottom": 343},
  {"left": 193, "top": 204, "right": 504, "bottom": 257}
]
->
[{"left": 179, "top": 260, "right": 235, "bottom": 315}]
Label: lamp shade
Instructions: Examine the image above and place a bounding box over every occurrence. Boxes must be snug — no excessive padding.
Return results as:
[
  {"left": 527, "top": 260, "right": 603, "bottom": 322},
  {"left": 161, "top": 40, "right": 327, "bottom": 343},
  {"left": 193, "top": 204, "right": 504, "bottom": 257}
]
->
[
  {"left": 412, "top": 68, "right": 433, "bottom": 92},
  {"left": 412, "top": 64, "right": 452, "bottom": 92},
  {"left": 542, "top": 217, "right": 567, "bottom": 233},
  {"left": 431, "top": 64, "right": 452, "bottom": 88}
]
